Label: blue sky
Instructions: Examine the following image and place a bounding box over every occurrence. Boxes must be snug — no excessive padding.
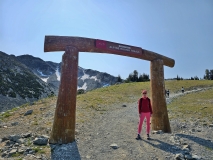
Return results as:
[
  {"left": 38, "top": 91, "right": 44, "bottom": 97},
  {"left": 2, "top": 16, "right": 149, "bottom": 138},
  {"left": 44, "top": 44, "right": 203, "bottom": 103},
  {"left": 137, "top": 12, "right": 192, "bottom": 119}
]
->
[{"left": 1, "top": 0, "right": 213, "bottom": 79}]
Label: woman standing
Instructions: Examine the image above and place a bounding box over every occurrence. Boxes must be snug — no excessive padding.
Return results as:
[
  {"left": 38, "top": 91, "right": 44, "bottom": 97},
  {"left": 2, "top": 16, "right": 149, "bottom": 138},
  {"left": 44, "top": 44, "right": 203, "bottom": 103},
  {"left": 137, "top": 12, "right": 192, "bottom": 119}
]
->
[{"left": 136, "top": 90, "right": 153, "bottom": 140}]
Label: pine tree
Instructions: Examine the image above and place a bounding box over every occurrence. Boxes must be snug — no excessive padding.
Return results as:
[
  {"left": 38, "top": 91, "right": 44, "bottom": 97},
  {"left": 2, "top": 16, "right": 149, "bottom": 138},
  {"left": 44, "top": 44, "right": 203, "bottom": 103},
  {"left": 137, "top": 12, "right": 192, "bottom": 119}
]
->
[
  {"left": 117, "top": 75, "right": 122, "bottom": 82},
  {"left": 177, "top": 75, "right": 180, "bottom": 80},
  {"left": 210, "top": 70, "right": 213, "bottom": 80},
  {"left": 205, "top": 69, "right": 210, "bottom": 80},
  {"left": 133, "top": 70, "right": 138, "bottom": 82}
]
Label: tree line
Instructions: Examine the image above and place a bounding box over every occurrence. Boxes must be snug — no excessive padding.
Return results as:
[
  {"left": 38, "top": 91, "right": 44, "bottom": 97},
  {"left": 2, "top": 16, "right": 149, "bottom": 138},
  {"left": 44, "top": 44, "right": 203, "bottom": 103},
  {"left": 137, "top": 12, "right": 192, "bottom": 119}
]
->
[
  {"left": 117, "top": 70, "right": 150, "bottom": 83},
  {"left": 117, "top": 68, "right": 213, "bottom": 83},
  {"left": 204, "top": 69, "right": 213, "bottom": 80}
]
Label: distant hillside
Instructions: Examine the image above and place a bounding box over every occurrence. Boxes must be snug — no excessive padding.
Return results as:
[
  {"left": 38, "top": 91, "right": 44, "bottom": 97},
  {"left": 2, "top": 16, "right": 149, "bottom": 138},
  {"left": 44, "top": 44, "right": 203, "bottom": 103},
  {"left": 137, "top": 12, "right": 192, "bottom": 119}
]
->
[{"left": 0, "top": 51, "right": 56, "bottom": 112}]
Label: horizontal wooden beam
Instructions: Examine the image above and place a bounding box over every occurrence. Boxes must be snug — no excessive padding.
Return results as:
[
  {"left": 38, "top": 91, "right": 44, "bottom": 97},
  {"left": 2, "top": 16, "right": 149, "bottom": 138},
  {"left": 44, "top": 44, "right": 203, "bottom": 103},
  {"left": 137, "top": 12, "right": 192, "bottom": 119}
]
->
[{"left": 44, "top": 36, "right": 175, "bottom": 67}]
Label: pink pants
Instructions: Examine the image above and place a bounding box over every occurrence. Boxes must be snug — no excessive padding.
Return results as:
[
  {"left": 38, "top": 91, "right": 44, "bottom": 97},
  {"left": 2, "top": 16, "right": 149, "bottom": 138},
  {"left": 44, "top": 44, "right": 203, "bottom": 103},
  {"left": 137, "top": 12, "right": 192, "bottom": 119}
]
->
[{"left": 138, "top": 112, "right": 151, "bottom": 134}]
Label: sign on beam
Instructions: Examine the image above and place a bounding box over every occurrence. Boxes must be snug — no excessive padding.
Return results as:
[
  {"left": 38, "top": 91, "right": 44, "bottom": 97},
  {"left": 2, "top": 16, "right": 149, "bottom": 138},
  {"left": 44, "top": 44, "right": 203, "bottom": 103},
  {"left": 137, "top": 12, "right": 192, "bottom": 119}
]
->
[{"left": 96, "top": 39, "right": 142, "bottom": 54}]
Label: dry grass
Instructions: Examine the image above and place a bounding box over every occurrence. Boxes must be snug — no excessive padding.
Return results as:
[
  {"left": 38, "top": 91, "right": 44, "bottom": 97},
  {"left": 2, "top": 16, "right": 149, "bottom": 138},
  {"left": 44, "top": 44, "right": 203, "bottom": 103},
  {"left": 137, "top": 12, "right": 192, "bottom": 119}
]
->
[
  {"left": 167, "top": 87, "right": 213, "bottom": 123},
  {"left": 165, "top": 80, "right": 213, "bottom": 93}
]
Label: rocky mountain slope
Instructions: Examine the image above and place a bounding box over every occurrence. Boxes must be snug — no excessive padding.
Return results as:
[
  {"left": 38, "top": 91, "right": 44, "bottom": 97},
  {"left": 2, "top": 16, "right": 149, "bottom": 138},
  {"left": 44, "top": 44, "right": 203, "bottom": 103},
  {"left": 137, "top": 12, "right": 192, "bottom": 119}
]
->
[
  {"left": 16, "top": 54, "right": 118, "bottom": 92},
  {"left": 0, "top": 51, "right": 118, "bottom": 112},
  {"left": 0, "top": 51, "right": 56, "bottom": 112}
]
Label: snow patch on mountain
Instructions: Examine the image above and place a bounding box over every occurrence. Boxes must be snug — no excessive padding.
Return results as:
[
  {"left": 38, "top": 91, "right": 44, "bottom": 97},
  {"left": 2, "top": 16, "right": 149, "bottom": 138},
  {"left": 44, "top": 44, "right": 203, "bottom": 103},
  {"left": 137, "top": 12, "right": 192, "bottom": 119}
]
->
[
  {"left": 81, "top": 74, "right": 90, "bottom": 81},
  {"left": 55, "top": 67, "right": 61, "bottom": 81},
  {"left": 37, "top": 70, "right": 49, "bottom": 77},
  {"left": 91, "top": 76, "right": 99, "bottom": 82},
  {"left": 78, "top": 83, "right": 87, "bottom": 90},
  {"left": 103, "top": 83, "right": 110, "bottom": 87},
  {"left": 41, "top": 77, "right": 49, "bottom": 82}
]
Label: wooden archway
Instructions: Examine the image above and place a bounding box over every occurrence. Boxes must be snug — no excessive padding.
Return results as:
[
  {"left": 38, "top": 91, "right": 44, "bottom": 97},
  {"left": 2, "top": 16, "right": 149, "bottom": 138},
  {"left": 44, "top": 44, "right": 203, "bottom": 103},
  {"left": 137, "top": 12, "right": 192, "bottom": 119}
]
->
[{"left": 44, "top": 36, "right": 175, "bottom": 144}]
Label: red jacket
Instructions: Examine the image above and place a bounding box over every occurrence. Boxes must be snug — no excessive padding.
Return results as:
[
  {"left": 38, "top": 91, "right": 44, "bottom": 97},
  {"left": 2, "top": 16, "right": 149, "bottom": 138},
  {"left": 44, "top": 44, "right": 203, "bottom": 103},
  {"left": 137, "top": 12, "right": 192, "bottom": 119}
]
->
[{"left": 138, "top": 97, "right": 153, "bottom": 114}]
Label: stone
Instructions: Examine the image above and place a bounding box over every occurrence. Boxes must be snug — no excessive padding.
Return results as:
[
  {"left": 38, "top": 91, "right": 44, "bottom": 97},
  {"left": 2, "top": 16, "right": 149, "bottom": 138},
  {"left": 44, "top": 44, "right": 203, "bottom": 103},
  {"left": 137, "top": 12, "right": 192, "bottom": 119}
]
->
[
  {"left": 22, "top": 132, "right": 32, "bottom": 138},
  {"left": 14, "top": 143, "right": 19, "bottom": 147},
  {"left": 192, "top": 154, "right": 201, "bottom": 160},
  {"left": 24, "top": 110, "right": 33, "bottom": 116},
  {"left": 197, "top": 129, "right": 202, "bottom": 132},
  {"left": 40, "top": 107, "right": 46, "bottom": 111},
  {"left": 25, "top": 148, "right": 33, "bottom": 153},
  {"left": 86, "top": 155, "right": 91, "bottom": 159},
  {"left": 184, "top": 154, "right": 192, "bottom": 159},
  {"left": 182, "top": 145, "right": 190, "bottom": 149},
  {"left": 75, "top": 129, "right": 79, "bottom": 135},
  {"left": 11, "top": 122, "right": 19, "bottom": 126},
  {"left": 1, "top": 136, "right": 9, "bottom": 142},
  {"left": 122, "top": 104, "right": 127, "bottom": 107},
  {"left": 152, "top": 130, "right": 163, "bottom": 134},
  {"left": 1, "top": 151, "right": 7, "bottom": 157},
  {"left": 9, "top": 134, "right": 21, "bottom": 142},
  {"left": 18, "top": 149, "right": 25, "bottom": 154},
  {"left": 8, "top": 148, "right": 17, "bottom": 157},
  {"left": 17, "top": 138, "right": 25, "bottom": 144},
  {"left": 33, "top": 137, "right": 48, "bottom": 145},
  {"left": 28, "top": 150, "right": 35, "bottom": 154},
  {"left": 209, "top": 124, "right": 213, "bottom": 127},
  {"left": 110, "top": 143, "right": 118, "bottom": 149},
  {"left": 175, "top": 153, "right": 184, "bottom": 160},
  {"left": 181, "top": 125, "right": 186, "bottom": 128},
  {"left": 183, "top": 148, "right": 190, "bottom": 152}
]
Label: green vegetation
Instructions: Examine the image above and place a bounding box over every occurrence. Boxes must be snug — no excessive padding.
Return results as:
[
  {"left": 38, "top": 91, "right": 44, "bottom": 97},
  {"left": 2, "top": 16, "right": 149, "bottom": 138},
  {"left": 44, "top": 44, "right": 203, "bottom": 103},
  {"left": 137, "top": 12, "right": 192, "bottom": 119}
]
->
[
  {"left": 1, "top": 111, "right": 12, "bottom": 119},
  {"left": 33, "top": 147, "right": 46, "bottom": 154},
  {"left": 124, "top": 70, "right": 150, "bottom": 82},
  {"left": 164, "top": 80, "right": 213, "bottom": 93},
  {"left": 11, "top": 153, "right": 21, "bottom": 157},
  {"left": 167, "top": 87, "right": 213, "bottom": 122},
  {"left": 77, "top": 80, "right": 213, "bottom": 111},
  {"left": 77, "top": 81, "right": 150, "bottom": 110}
]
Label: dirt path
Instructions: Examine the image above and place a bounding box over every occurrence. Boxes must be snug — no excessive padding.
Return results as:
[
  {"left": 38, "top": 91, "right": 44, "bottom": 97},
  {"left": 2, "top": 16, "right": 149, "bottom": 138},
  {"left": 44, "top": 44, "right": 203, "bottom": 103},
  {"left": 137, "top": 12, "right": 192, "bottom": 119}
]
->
[{"left": 72, "top": 87, "right": 213, "bottom": 160}]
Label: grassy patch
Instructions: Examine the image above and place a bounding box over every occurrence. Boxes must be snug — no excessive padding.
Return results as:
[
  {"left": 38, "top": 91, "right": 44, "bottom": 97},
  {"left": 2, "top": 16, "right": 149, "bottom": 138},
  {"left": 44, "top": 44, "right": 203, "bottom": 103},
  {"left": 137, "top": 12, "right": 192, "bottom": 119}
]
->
[
  {"left": 1, "top": 111, "right": 12, "bottom": 119},
  {"left": 33, "top": 147, "right": 46, "bottom": 154},
  {"left": 76, "top": 80, "right": 213, "bottom": 111},
  {"left": 165, "top": 80, "right": 213, "bottom": 93},
  {"left": 11, "top": 152, "right": 21, "bottom": 157},
  {"left": 77, "top": 82, "right": 150, "bottom": 111},
  {"left": 168, "top": 88, "right": 213, "bottom": 122}
]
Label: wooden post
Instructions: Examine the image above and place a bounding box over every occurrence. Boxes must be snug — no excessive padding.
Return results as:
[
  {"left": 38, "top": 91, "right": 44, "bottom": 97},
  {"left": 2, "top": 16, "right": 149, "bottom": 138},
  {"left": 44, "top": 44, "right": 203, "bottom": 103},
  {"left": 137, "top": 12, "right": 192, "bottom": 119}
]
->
[
  {"left": 49, "top": 46, "right": 79, "bottom": 144},
  {"left": 150, "top": 59, "right": 171, "bottom": 133}
]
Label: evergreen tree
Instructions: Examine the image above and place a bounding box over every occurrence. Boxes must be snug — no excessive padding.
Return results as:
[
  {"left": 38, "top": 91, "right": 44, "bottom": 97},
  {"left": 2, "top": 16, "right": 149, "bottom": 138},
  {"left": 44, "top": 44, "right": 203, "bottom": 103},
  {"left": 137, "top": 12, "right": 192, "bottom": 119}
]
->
[
  {"left": 204, "top": 69, "right": 210, "bottom": 80},
  {"left": 126, "top": 73, "right": 133, "bottom": 82},
  {"left": 210, "top": 70, "right": 213, "bottom": 80},
  {"left": 194, "top": 76, "right": 199, "bottom": 80},
  {"left": 177, "top": 75, "right": 181, "bottom": 80},
  {"left": 133, "top": 70, "right": 138, "bottom": 82},
  {"left": 117, "top": 75, "right": 122, "bottom": 82},
  {"left": 138, "top": 73, "right": 149, "bottom": 82}
]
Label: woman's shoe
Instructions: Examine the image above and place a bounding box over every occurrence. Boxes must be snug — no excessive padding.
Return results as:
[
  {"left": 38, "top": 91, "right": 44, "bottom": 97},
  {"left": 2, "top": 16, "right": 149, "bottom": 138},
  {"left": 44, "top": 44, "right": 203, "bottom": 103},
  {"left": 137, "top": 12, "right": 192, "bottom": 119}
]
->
[{"left": 136, "top": 134, "right": 142, "bottom": 140}]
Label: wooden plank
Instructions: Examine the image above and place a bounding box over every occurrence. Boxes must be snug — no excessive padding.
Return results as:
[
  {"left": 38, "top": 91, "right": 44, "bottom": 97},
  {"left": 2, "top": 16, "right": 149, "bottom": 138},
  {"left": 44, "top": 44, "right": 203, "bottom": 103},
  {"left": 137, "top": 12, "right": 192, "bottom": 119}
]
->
[{"left": 44, "top": 36, "right": 175, "bottom": 67}]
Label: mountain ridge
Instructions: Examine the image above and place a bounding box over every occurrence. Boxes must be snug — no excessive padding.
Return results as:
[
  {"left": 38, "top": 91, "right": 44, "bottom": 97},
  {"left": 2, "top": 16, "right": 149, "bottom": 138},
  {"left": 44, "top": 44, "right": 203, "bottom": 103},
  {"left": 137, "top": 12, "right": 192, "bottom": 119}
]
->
[{"left": 0, "top": 51, "right": 118, "bottom": 112}]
